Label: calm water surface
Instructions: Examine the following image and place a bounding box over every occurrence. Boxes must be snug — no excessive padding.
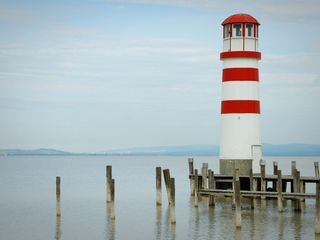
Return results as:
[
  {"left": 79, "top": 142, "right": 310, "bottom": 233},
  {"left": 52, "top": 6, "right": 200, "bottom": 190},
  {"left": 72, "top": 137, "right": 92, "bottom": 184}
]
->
[{"left": 0, "top": 156, "right": 319, "bottom": 240}]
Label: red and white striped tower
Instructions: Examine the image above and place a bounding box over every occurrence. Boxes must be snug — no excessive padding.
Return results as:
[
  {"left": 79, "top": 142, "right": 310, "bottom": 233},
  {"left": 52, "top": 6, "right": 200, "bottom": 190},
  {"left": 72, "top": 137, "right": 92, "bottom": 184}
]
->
[{"left": 219, "top": 14, "right": 262, "bottom": 175}]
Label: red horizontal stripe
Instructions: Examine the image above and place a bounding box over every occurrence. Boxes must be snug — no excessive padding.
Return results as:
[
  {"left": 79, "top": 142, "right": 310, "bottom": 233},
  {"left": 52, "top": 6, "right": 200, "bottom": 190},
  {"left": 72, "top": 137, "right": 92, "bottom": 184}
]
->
[
  {"left": 223, "top": 68, "right": 259, "bottom": 81},
  {"left": 221, "top": 100, "right": 260, "bottom": 114},
  {"left": 220, "top": 51, "right": 261, "bottom": 60}
]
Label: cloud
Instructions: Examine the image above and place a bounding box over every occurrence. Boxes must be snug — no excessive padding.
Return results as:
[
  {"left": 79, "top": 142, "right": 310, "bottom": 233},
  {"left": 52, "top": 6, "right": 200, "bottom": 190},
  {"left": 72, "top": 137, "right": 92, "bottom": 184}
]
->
[{"left": 105, "top": 0, "right": 320, "bottom": 20}]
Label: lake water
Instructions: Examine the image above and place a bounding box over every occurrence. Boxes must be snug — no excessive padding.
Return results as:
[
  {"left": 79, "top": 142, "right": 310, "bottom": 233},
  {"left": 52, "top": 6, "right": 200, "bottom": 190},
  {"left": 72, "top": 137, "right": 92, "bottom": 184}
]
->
[{"left": 0, "top": 155, "right": 319, "bottom": 240}]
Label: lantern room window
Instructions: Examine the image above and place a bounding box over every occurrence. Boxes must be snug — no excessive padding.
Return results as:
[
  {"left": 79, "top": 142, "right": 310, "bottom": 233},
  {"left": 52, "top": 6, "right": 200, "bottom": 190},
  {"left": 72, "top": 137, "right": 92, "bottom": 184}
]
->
[
  {"left": 224, "top": 24, "right": 231, "bottom": 38},
  {"left": 233, "top": 23, "right": 242, "bottom": 37},
  {"left": 246, "top": 23, "right": 253, "bottom": 37}
]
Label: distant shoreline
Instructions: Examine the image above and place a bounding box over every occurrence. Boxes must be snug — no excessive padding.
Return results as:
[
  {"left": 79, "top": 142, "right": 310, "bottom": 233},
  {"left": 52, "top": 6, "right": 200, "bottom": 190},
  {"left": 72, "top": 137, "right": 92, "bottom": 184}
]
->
[{"left": 1, "top": 144, "right": 320, "bottom": 156}]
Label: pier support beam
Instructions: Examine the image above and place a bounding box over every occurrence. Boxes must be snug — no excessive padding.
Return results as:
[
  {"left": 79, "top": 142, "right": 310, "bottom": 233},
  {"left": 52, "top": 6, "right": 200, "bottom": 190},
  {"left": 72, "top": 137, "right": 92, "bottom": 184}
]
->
[
  {"left": 249, "top": 169, "right": 254, "bottom": 209},
  {"left": 234, "top": 169, "right": 241, "bottom": 228},
  {"left": 260, "top": 161, "right": 266, "bottom": 200},
  {"left": 277, "top": 170, "right": 284, "bottom": 212},
  {"left": 291, "top": 161, "right": 296, "bottom": 193},
  {"left": 208, "top": 170, "right": 215, "bottom": 207},
  {"left": 315, "top": 162, "right": 319, "bottom": 179},
  {"left": 315, "top": 180, "right": 320, "bottom": 234},
  {"left": 202, "top": 163, "right": 208, "bottom": 189},
  {"left": 273, "top": 161, "right": 278, "bottom": 191},
  {"left": 293, "top": 170, "right": 302, "bottom": 211}
]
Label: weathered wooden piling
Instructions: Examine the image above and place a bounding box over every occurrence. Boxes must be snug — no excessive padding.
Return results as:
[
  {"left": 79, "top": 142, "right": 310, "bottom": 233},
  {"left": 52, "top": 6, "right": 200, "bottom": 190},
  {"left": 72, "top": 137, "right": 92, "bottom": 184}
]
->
[
  {"left": 291, "top": 161, "right": 296, "bottom": 193},
  {"left": 277, "top": 170, "right": 284, "bottom": 212},
  {"left": 106, "top": 165, "right": 112, "bottom": 203},
  {"left": 56, "top": 176, "right": 61, "bottom": 216},
  {"left": 300, "top": 180, "right": 306, "bottom": 207},
  {"left": 316, "top": 180, "right": 320, "bottom": 234},
  {"left": 110, "top": 179, "right": 115, "bottom": 219},
  {"left": 315, "top": 162, "right": 320, "bottom": 179},
  {"left": 208, "top": 170, "right": 215, "bottom": 207},
  {"left": 293, "top": 169, "right": 302, "bottom": 211},
  {"left": 111, "top": 179, "right": 115, "bottom": 202},
  {"left": 188, "top": 158, "right": 195, "bottom": 196},
  {"left": 202, "top": 163, "right": 208, "bottom": 189},
  {"left": 156, "top": 167, "right": 162, "bottom": 205},
  {"left": 249, "top": 169, "right": 254, "bottom": 209},
  {"left": 170, "top": 178, "right": 176, "bottom": 224},
  {"left": 163, "top": 169, "right": 171, "bottom": 204},
  {"left": 234, "top": 169, "right": 241, "bottom": 228},
  {"left": 260, "top": 161, "right": 266, "bottom": 200},
  {"left": 194, "top": 169, "right": 199, "bottom": 207},
  {"left": 273, "top": 161, "right": 278, "bottom": 191}
]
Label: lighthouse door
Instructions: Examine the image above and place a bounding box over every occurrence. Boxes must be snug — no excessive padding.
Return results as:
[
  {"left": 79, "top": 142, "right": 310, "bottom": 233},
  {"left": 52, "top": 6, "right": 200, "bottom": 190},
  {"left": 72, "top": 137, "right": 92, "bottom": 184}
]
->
[{"left": 252, "top": 145, "right": 262, "bottom": 173}]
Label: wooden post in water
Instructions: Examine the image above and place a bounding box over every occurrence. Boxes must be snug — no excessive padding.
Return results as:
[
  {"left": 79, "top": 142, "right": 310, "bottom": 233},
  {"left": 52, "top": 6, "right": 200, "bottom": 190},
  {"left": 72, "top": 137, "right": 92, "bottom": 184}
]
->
[
  {"left": 201, "top": 163, "right": 208, "bottom": 189},
  {"left": 106, "top": 165, "right": 112, "bottom": 203},
  {"left": 253, "top": 177, "right": 258, "bottom": 199},
  {"left": 208, "top": 170, "right": 215, "bottom": 207},
  {"left": 295, "top": 170, "right": 302, "bottom": 211},
  {"left": 315, "top": 162, "right": 320, "bottom": 179},
  {"left": 249, "top": 169, "right": 254, "bottom": 209},
  {"left": 56, "top": 176, "right": 61, "bottom": 216},
  {"left": 194, "top": 169, "right": 199, "bottom": 207},
  {"left": 273, "top": 161, "right": 278, "bottom": 191},
  {"left": 315, "top": 180, "right": 320, "bottom": 234},
  {"left": 156, "top": 167, "right": 162, "bottom": 205},
  {"left": 188, "top": 158, "right": 195, "bottom": 196},
  {"left": 291, "top": 161, "right": 296, "bottom": 193},
  {"left": 111, "top": 179, "right": 115, "bottom": 202},
  {"left": 110, "top": 179, "right": 115, "bottom": 219},
  {"left": 260, "top": 161, "right": 266, "bottom": 200},
  {"left": 277, "top": 170, "right": 284, "bottom": 212},
  {"left": 234, "top": 169, "right": 241, "bottom": 228},
  {"left": 170, "top": 178, "right": 176, "bottom": 224},
  {"left": 163, "top": 169, "right": 171, "bottom": 205},
  {"left": 300, "top": 180, "right": 306, "bottom": 205}
]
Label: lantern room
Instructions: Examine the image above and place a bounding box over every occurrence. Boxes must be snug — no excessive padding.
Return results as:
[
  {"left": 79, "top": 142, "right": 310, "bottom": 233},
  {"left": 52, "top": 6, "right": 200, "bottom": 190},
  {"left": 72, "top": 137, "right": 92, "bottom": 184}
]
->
[{"left": 222, "top": 13, "right": 260, "bottom": 52}]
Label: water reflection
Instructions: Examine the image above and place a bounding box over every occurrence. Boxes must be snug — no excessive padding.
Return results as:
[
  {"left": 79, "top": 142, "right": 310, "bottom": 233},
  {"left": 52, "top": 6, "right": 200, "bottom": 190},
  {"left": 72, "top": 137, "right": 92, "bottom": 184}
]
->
[
  {"left": 170, "top": 220, "right": 176, "bottom": 240},
  {"left": 235, "top": 228, "right": 242, "bottom": 240},
  {"left": 193, "top": 205, "right": 200, "bottom": 240},
  {"left": 207, "top": 206, "right": 215, "bottom": 239},
  {"left": 105, "top": 203, "right": 116, "bottom": 240},
  {"left": 293, "top": 211, "right": 301, "bottom": 240},
  {"left": 55, "top": 216, "right": 61, "bottom": 240},
  {"left": 278, "top": 212, "right": 285, "bottom": 240},
  {"left": 155, "top": 206, "right": 162, "bottom": 240}
]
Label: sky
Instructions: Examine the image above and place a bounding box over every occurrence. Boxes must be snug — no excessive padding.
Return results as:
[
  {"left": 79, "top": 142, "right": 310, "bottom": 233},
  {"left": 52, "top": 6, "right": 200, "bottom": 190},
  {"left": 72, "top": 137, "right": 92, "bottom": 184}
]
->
[{"left": 0, "top": 0, "right": 319, "bottom": 152}]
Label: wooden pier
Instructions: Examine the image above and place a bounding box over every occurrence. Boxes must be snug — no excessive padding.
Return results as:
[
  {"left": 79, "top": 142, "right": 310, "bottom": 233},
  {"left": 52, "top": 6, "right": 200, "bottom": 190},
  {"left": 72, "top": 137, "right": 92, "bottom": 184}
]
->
[{"left": 188, "top": 159, "right": 320, "bottom": 232}]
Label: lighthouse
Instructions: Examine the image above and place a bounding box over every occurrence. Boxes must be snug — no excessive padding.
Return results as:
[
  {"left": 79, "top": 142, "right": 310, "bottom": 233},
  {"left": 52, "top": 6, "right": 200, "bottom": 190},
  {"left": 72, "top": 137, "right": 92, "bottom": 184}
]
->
[{"left": 219, "top": 14, "right": 262, "bottom": 175}]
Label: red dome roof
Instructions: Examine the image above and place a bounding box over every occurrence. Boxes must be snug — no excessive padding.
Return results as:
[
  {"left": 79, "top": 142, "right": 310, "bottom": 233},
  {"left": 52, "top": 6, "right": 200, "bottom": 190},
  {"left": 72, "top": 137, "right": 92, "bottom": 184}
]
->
[{"left": 222, "top": 14, "right": 260, "bottom": 25}]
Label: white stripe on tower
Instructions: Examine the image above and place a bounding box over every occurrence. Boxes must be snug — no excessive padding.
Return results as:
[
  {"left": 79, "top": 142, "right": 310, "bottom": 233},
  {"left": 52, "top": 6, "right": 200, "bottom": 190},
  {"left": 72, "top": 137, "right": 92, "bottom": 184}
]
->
[
  {"left": 222, "top": 82, "right": 259, "bottom": 100},
  {"left": 223, "top": 58, "right": 258, "bottom": 69}
]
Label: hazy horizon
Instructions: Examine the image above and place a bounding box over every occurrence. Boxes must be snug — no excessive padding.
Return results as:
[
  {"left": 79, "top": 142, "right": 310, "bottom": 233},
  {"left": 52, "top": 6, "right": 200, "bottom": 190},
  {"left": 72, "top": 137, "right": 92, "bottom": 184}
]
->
[{"left": 1, "top": 0, "right": 319, "bottom": 152}]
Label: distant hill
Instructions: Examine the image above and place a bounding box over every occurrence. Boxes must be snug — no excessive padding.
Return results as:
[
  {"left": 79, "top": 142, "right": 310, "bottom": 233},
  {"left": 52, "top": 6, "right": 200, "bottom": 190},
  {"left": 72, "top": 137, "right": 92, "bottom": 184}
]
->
[
  {"left": 262, "top": 144, "right": 320, "bottom": 156},
  {"left": 0, "top": 148, "right": 71, "bottom": 156},
  {"left": 1, "top": 144, "right": 320, "bottom": 156}
]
